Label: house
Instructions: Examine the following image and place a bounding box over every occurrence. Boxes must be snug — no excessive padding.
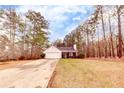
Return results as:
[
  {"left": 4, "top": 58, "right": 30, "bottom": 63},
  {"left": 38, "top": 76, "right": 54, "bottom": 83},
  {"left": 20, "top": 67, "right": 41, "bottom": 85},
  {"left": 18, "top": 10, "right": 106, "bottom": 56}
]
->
[{"left": 44, "top": 45, "right": 78, "bottom": 58}]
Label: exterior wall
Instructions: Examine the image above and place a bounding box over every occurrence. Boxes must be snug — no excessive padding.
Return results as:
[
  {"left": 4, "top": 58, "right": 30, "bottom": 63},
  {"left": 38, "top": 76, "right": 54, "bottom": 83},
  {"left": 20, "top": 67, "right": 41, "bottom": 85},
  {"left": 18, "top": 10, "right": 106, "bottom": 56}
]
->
[
  {"left": 44, "top": 46, "right": 62, "bottom": 58},
  {"left": 45, "top": 52, "right": 62, "bottom": 58}
]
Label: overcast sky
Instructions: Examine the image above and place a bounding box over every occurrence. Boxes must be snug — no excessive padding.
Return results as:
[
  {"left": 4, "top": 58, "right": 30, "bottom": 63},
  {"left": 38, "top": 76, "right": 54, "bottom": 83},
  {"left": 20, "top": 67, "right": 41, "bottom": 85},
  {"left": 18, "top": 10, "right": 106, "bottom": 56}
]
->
[{"left": 0, "top": 5, "right": 95, "bottom": 42}]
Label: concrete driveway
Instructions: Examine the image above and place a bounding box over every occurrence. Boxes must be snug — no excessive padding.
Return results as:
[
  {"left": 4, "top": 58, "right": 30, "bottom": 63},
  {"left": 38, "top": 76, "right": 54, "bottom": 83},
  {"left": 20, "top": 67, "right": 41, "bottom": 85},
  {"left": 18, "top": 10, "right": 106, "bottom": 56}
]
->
[{"left": 0, "top": 59, "right": 59, "bottom": 88}]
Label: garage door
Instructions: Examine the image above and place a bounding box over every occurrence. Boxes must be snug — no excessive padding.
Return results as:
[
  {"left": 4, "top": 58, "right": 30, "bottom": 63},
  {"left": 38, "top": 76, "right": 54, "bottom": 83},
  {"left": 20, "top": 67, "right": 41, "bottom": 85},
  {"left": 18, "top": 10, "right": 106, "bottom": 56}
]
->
[{"left": 45, "top": 52, "right": 61, "bottom": 58}]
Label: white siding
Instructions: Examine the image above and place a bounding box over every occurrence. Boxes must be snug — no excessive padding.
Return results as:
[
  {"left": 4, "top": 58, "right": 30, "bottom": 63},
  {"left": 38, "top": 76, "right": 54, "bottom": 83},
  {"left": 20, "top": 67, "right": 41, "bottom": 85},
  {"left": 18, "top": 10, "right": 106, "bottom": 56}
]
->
[
  {"left": 44, "top": 46, "right": 62, "bottom": 58},
  {"left": 45, "top": 52, "right": 61, "bottom": 58}
]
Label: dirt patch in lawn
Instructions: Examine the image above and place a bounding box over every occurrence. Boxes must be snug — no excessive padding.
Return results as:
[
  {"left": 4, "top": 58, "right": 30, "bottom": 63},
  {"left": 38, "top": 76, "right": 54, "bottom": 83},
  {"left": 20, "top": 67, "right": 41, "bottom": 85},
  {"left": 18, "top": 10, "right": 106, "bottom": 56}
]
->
[{"left": 48, "top": 59, "right": 124, "bottom": 88}]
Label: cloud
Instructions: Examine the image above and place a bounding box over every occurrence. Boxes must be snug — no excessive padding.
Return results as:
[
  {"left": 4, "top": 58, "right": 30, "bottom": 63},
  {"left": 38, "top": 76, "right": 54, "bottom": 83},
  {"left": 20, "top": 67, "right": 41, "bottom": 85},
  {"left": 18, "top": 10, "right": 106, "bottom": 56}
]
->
[
  {"left": 72, "top": 16, "right": 82, "bottom": 21},
  {"left": 15, "top": 5, "right": 94, "bottom": 42}
]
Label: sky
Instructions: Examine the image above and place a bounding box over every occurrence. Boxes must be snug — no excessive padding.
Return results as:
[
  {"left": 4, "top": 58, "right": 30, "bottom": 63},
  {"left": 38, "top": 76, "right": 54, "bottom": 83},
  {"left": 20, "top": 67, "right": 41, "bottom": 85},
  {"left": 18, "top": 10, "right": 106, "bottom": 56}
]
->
[{"left": 0, "top": 5, "right": 95, "bottom": 42}]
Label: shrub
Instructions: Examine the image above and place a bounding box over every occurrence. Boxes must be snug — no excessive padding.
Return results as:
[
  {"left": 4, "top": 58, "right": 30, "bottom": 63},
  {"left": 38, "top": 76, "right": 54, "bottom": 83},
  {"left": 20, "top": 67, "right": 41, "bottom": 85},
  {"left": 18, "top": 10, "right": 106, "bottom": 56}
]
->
[
  {"left": 40, "top": 53, "right": 45, "bottom": 58},
  {"left": 78, "top": 53, "right": 85, "bottom": 58},
  {"left": 18, "top": 56, "right": 25, "bottom": 60}
]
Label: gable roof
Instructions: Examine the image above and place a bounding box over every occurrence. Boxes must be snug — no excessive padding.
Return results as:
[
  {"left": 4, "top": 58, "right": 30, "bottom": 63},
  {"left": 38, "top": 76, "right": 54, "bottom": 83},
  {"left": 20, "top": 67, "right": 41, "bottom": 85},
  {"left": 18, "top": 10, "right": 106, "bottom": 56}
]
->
[
  {"left": 57, "top": 47, "right": 77, "bottom": 52},
  {"left": 44, "top": 46, "right": 61, "bottom": 53},
  {"left": 44, "top": 46, "right": 78, "bottom": 53}
]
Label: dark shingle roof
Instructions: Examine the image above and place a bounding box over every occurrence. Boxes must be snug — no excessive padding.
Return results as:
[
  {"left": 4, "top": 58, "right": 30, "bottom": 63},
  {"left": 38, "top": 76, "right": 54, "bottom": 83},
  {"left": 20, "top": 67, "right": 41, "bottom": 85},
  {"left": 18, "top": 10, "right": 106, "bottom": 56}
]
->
[{"left": 57, "top": 47, "right": 77, "bottom": 52}]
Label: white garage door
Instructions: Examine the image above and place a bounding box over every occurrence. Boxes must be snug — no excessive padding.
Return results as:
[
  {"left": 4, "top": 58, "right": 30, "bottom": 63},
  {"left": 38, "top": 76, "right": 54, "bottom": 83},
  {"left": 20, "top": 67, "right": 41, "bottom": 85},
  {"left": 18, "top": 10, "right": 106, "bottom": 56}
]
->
[{"left": 45, "top": 52, "right": 61, "bottom": 58}]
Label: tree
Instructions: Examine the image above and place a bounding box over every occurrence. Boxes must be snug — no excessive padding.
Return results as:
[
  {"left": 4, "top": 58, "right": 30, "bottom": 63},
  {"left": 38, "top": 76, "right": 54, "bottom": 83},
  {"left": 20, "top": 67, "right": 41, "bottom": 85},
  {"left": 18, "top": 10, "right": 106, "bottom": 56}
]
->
[
  {"left": 18, "top": 15, "right": 27, "bottom": 58},
  {"left": 97, "top": 26, "right": 101, "bottom": 58},
  {"left": 53, "top": 39, "right": 65, "bottom": 47},
  {"left": 3, "top": 8, "right": 19, "bottom": 59},
  {"left": 98, "top": 6, "right": 108, "bottom": 58},
  {"left": 108, "top": 15, "right": 115, "bottom": 57},
  {"left": 26, "top": 10, "right": 49, "bottom": 58},
  {"left": 116, "top": 5, "right": 123, "bottom": 58}
]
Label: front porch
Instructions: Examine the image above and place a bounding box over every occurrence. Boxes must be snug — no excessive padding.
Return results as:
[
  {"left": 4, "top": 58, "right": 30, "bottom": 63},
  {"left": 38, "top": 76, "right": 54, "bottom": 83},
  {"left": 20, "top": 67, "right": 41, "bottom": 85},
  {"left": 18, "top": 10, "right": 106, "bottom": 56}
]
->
[{"left": 62, "top": 52, "right": 77, "bottom": 58}]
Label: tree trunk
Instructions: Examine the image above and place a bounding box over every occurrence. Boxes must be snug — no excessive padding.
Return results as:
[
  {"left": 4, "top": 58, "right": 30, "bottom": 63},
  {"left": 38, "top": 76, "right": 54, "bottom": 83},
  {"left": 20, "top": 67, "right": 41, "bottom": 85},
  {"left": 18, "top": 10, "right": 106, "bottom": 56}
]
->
[
  {"left": 91, "top": 36, "right": 95, "bottom": 57},
  {"left": 108, "top": 39, "right": 112, "bottom": 57},
  {"left": 22, "top": 19, "right": 26, "bottom": 59},
  {"left": 86, "top": 28, "right": 90, "bottom": 58},
  {"left": 100, "top": 6, "right": 108, "bottom": 58},
  {"left": 97, "top": 26, "right": 101, "bottom": 58},
  {"left": 108, "top": 15, "right": 115, "bottom": 57},
  {"left": 30, "top": 45, "right": 34, "bottom": 59},
  {"left": 117, "top": 6, "right": 123, "bottom": 58},
  {"left": 83, "top": 43, "right": 86, "bottom": 58}
]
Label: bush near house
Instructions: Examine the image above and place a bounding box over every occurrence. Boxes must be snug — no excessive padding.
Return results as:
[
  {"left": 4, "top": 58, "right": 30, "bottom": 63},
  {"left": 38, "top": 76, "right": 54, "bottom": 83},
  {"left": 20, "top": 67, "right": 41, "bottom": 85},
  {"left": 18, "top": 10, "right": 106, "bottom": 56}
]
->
[
  {"left": 78, "top": 53, "right": 85, "bottom": 58},
  {"left": 40, "top": 53, "right": 45, "bottom": 58}
]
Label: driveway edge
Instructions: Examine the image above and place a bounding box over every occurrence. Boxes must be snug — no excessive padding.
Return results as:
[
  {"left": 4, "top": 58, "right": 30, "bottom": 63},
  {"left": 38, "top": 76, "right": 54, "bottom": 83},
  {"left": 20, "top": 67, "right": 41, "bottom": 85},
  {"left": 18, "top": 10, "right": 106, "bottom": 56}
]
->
[{"left": 44, "top": 59, "right": 59, "bottom": 88}]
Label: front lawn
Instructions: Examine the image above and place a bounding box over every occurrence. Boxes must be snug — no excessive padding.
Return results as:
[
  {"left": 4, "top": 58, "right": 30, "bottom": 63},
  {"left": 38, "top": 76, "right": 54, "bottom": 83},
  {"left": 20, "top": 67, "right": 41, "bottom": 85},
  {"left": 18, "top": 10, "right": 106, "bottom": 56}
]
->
[{"left": 49, "top": 59, "right": 124, "bottom": 88}]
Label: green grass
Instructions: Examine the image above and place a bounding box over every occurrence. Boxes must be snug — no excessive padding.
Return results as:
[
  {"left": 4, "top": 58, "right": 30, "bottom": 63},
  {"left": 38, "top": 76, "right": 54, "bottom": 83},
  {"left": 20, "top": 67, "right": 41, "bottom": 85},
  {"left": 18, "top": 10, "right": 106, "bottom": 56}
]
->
[{"left": 49, "top": 59, "right": 124, "bottom": 88}]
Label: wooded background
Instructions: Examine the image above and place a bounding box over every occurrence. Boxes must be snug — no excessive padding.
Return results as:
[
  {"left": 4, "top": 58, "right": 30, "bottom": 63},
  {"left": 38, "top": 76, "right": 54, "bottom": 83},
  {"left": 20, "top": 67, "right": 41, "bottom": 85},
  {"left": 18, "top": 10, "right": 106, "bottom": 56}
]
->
[{"left": 54, "top": 5, "right": 124, "bottom": 58}]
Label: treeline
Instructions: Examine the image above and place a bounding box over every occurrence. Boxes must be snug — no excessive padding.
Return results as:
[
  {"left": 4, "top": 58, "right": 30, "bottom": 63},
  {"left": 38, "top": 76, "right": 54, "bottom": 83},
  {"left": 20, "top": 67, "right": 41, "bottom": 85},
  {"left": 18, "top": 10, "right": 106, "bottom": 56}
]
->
[
  {"left": 56, "top": 5, "right": 124, "bottom": 58},
  {"left": 0, "top": 8, "right": 49, "bottom": 61}
]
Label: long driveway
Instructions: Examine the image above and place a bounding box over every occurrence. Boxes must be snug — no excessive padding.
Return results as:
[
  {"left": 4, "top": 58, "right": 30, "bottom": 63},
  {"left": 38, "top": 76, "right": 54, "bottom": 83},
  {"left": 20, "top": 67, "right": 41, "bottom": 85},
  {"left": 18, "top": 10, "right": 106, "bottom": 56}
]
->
[{"left": 0, "top": 59, "right": 59, "bottom": 88}]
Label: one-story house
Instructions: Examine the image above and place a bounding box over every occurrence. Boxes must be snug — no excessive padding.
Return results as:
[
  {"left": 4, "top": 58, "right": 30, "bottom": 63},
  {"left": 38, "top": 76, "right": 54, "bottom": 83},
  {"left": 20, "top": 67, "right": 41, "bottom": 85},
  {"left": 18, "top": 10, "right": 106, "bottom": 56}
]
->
[{"left": 44, "top": 45, "right": 78, "bottom": 58}]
